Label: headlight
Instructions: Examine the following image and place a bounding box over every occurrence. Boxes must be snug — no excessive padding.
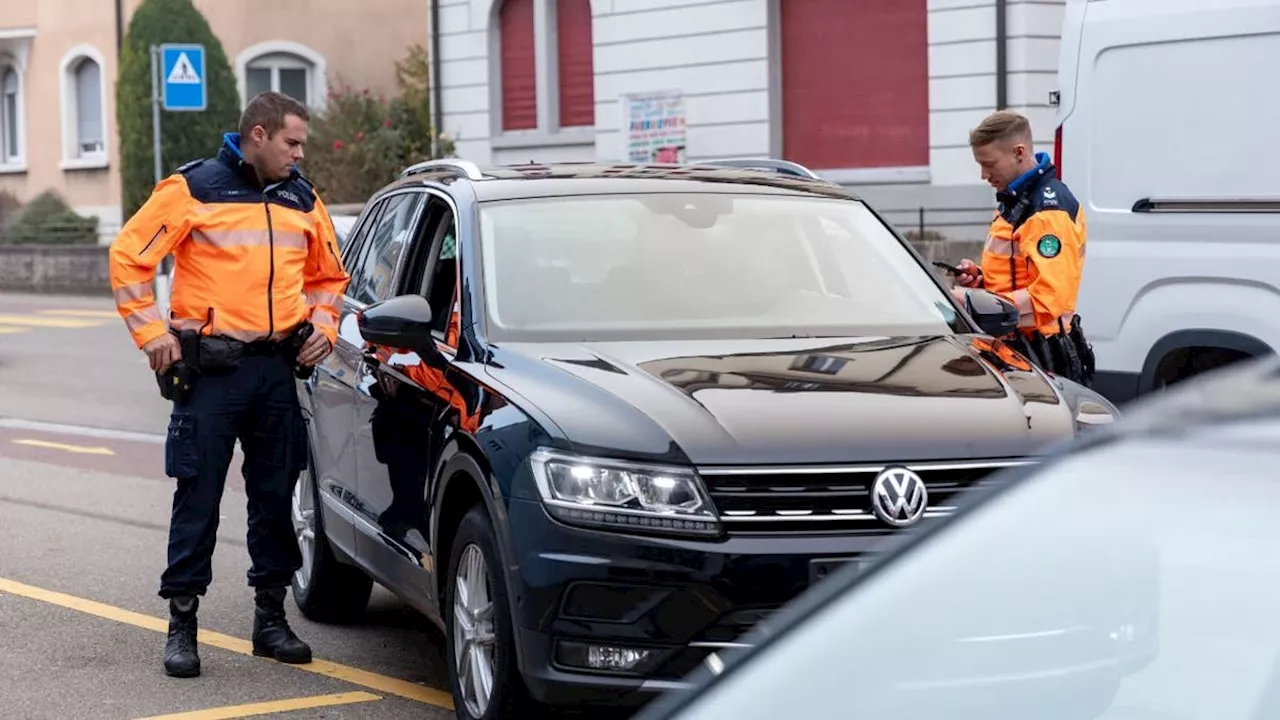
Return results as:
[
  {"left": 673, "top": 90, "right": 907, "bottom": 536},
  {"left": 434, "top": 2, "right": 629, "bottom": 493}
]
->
[{"left": 529, "top": 448, "right": 721, "bottom": 537}]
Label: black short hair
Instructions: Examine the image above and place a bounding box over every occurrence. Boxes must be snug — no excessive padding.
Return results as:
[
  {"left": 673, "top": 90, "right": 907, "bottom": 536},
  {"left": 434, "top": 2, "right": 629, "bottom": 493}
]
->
[{"left": 238, "top": 91, "right": 310, "bottom": 139}]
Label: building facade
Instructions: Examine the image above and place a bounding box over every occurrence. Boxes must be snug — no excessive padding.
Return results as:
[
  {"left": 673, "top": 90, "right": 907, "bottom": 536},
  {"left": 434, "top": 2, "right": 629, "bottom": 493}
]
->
[
  {"left": 433, "top": 0, "right": 1066, "bottom": 241},
  {"left": 0, "top": 0, "right": 428, "bottom": 241}
]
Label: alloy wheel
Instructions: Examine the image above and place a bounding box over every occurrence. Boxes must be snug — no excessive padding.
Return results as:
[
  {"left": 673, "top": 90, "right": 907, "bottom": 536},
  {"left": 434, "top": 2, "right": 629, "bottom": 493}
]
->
[
  {"left": 452, "top": 543, "right": 496, "bottom": 717},
  {"left": 290, "top": 468, "right": 316, "bottom": 592}
]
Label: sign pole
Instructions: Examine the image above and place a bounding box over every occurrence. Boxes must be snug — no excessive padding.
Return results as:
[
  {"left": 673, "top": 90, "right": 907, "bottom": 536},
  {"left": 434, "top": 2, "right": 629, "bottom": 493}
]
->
[
  {"left": 151, "top": 44, "right": 162, "bottom": 186},
  {"left": 150, "top": 42, "right": 207, "bottom": 323},
  {"left": 149, "top": 44, "right": 172, "bottom": 323}
]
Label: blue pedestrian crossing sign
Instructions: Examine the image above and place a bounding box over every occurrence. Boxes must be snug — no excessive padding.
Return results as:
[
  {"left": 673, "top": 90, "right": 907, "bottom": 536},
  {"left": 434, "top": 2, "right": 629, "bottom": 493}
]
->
[{"left": 161, "top": 44, "right": 206, "bottom": 112}]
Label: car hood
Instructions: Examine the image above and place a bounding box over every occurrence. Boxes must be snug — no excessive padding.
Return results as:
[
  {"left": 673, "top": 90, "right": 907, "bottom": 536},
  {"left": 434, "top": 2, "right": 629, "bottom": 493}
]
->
[{"left": 483, "top": 335, "right": 1079, "bottom": 466}]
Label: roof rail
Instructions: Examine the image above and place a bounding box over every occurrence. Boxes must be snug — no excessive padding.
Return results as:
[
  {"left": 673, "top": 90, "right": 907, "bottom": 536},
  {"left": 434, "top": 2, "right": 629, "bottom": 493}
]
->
[
  {"left": 697, "top": 157, "right": 823, "bottom": 181},
  {"left": 400, "top": 158, "right": 484, "bottom": 181}
]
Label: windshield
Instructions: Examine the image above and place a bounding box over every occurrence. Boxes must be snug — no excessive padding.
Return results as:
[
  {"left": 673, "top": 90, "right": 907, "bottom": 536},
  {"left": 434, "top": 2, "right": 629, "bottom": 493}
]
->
[
  {"left": 667, "top": 426, "right": 1280, "bottom": 720},
  {"left": 477, "top": 193, "right": 960, "bottom": 341}
]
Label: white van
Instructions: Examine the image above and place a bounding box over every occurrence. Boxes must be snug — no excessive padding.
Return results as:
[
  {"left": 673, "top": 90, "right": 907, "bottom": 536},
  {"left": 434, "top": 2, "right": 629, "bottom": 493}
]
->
[{"left": 1055, "top": 0, "right": 1280, "bottom": 405}]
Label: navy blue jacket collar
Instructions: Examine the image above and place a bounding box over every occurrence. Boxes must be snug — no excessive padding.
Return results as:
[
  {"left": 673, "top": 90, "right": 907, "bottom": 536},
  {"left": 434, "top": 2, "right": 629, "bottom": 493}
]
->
[
  {"left": 997, "top": 152, "right": 1054, "bottom": 206},
  {"left": 216, "top": 132, "right": 300, "bottom": 189}
]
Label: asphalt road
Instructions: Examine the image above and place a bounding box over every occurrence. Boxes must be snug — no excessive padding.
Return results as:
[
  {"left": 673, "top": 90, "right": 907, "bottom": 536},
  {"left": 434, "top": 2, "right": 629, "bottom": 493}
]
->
[{"left": 0, "top": 292, "right": 459, "bottom": 719}]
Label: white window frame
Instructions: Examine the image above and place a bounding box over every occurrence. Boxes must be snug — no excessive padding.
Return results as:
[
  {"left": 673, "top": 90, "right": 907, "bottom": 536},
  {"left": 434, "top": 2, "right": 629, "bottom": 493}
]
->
[
  {"left": 0, "top": 55, "right": 24, "bottom": 173},
  {"left": 234, "top": 41, "right": 327, "bottom": 110},
  {"left": 486, "top": 0, "right": 597, "bottom": 151},
  {"left": 59, "top": 44, "right": 109, "bottom": 171},
  {"left": 0, "top": 28, "right": 33, "bottom": 174}
]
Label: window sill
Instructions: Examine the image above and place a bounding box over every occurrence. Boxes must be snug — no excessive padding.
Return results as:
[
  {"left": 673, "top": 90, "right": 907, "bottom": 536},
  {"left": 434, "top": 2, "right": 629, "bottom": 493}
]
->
[
  {"left": 816, "top": 165, "right": 932, "bottom": 186},
  {"left": 0, "top": 162, "right": 27, "bottom": 175},
  {"left": 61, "top": 156, "right": 109, "bottom": 171},
  {"left": 490, "top": 127, "right": 596, "bottom": 151}
]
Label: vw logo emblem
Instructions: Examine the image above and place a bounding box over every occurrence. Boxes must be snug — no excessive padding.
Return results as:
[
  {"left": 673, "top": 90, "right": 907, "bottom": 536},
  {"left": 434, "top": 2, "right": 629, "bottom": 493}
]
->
[{"left": 870, "top": 467, "right": 929, "bottom": 527}]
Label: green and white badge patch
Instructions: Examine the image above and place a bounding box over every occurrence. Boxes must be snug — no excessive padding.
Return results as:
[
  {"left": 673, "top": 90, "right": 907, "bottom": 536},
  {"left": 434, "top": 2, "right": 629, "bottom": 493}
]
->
[{"left": 1037, "top": 234, "right": 1062, "bottom": 259}]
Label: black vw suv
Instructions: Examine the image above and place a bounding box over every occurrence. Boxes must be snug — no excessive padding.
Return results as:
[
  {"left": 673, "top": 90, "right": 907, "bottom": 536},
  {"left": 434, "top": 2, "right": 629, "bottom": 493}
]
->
[{"left": 290, "top": 157, "right": 1118, "bottom": 718}]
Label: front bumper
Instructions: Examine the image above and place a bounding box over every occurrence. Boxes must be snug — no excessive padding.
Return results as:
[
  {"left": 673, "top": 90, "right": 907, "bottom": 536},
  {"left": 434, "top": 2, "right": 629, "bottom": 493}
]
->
[{"left": 505, "top": 497, "right": 898, "bottom": 707}]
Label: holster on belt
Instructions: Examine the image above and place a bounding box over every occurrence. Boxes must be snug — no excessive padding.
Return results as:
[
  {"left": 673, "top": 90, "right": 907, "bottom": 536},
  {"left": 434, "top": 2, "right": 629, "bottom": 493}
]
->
[
  {"left": 1068, "top": 315, "right": 1097, "bottom": 385},
  {"left": 1013, "top": 321, "right": 1094, "bottom": 388},
  {"left": 156, "top": 330, "right": 203, "bottom": 403},
  {"left": 282, "top": 322, "right": 316, "bottom": 380},
  {"left": 156, "top": 361, "right": 194, "bottom": 403}
]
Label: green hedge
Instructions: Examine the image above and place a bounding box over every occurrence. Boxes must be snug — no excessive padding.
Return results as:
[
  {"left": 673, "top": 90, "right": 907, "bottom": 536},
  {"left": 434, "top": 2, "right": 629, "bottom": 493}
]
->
[
  {"left": 1, "top": 191, "right": 99, "bottom": 245},
  {"left": 303, "top": 45, "right": 457, "bottom": 204},
  {"left": 117, "top": 0, "right": 241, "bottom": 221}
]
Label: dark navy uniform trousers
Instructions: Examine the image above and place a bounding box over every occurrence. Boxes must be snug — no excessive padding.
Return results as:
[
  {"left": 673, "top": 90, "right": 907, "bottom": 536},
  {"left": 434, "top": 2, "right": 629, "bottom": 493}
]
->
[{"left": 159, "top": 350, "right": 307, "bottom": 599}]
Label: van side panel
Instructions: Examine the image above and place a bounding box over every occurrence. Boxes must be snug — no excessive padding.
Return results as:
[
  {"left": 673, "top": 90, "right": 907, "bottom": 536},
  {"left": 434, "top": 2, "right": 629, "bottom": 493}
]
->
[
  {"left": 1066, "top": 0, "right": 1280, "bottom": 400},
  {"left": 1053, "top": 0, "right": 1088, "bottom": 127}
]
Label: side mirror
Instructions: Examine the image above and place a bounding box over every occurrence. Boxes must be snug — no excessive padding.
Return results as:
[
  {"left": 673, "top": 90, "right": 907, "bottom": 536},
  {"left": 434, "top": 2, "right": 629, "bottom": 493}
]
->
[
  {"left": 357, "top": 294, "right": 444, "bottom": 361},
  {"left": 964, "top": 289, "right": 1020, "bottom": 337}
]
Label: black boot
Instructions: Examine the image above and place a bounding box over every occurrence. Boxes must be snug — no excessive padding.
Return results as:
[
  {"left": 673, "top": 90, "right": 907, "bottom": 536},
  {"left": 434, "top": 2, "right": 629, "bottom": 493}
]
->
[
  {"left": 251, "top": 587, "right": 312, "bottom": 664},
  {"left": 163, "top": 595, "right": 201, "bottom": 678}
]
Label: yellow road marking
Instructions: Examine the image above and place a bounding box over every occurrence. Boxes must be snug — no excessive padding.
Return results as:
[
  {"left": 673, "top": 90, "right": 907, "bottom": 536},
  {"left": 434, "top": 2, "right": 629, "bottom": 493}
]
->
[
  {"left": 0, "top": 314, "right": 104, "bottom": 329},
  {"left": 13, "top": 439, "right": 116, "bottom": 455},
  {"left": 0, "top": 326, "right": 29, "bottom": 334},
  {"left": 36, "top": 309, "right": 122, "bottom": 319},
  {"left": 0, "top": 577, "right": 454, "bottom": 710},
  {"left": 132, "top": 691, "right": 381, "bottom": 719}
]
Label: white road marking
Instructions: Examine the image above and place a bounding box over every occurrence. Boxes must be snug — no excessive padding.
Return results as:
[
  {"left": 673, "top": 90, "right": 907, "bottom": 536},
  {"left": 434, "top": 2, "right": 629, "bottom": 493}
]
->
[{"left": 0, "top": 418, "right": 166, "bottom": 445}]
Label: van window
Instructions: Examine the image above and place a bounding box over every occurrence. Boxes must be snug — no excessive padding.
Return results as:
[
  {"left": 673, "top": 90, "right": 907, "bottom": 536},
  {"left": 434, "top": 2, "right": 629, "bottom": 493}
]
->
[{"left": 1089, "top": 31, "right": 1280, "bottom": 211}]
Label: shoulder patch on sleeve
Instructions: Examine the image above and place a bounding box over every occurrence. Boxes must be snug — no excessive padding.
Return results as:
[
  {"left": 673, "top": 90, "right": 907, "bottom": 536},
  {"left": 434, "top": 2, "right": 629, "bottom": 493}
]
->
[{"left": 1037, "top": 234, "right": 1062, "bottom": 259}]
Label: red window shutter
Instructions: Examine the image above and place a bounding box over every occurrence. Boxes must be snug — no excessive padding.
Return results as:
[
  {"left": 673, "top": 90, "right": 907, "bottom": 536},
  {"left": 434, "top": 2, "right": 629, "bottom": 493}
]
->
[
  {"left": 781, "top": 0, "right": 929, "bottom": 169},
  {"left": 501, "top": 0, "right": 538, "bottom": 131},
  {"left": 556, "top": 0, "right": 595, "bottom": 128}
]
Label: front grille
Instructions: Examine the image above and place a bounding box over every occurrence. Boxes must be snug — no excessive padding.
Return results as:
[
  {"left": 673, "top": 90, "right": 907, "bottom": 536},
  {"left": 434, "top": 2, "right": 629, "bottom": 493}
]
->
[{"left": 701, "top": 460, "right": 1031, "bottom": 535}]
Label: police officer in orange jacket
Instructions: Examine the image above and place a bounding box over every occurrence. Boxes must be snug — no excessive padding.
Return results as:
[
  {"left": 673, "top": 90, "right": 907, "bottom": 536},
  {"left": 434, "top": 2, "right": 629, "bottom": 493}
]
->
[
  {"left": 108, "top": 91, "right": 349, "bottom": 678},
  {"left": 950, "top": 110, "right": 1094, "bottom": 386}
]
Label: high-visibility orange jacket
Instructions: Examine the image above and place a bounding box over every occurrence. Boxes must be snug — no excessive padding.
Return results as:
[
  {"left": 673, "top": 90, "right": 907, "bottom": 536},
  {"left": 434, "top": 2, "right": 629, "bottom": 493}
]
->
[
  {"left": 109, "top": 133, "right": 349, "bottom": 350},
  {"left": 977, "top": 153, "right": 1086, "bottom": 337}
]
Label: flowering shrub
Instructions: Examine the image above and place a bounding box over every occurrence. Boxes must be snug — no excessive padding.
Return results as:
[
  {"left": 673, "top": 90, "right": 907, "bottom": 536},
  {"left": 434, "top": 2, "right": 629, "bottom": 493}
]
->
[{"left": 303, "top": 45, "right": 457, "bottom": 204}]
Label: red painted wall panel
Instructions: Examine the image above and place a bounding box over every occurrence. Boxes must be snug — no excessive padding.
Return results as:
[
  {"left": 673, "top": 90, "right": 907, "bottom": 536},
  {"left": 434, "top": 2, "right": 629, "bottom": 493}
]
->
[
  {"left": 781, "top": 0, "right": 930, "bottom": 169},
  {"left": 557, "top": 0, "right": 595, "bottom": 128},
  {"left": 501, "top": 0, "right": 538, "bottom": 131}
]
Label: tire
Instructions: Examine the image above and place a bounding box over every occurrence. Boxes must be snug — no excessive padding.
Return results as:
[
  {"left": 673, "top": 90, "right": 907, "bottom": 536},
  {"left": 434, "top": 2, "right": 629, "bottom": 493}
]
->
[
  {"left": 290, "top": 457, "right": 373, "bottom": 623},
  {"left": 445, "top": 504, "right": 536, "bottom": 719}
]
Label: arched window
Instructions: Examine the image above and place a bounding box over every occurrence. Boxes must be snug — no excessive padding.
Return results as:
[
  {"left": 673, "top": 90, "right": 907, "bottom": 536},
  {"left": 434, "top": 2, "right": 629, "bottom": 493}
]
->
[
  {"left": 59, "top": 45, "right": 108, "bottom": 168},
  {"left": 236, "top": 42, "right": 327, "bottom": 108},
  {"left": 1, "top": 63, "right": 20, "bottom": 166},
  {"left": 247, "top": 53, "right": 312, "bottom": 104}
]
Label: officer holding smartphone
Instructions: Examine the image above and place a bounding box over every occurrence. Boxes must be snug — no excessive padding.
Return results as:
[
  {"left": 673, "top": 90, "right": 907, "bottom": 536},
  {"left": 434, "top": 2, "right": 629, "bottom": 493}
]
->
[{"left": 950, "top": 110, "right": 1094, "bottom": 386}]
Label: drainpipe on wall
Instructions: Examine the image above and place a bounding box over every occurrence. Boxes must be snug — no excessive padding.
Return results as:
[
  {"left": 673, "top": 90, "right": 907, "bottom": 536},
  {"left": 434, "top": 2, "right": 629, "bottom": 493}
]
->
[
  {"left": 115, "top": 0, "right": 124, "bottom": 58},
  {"left": 429, "top": 0, "right": 444, "bottom": 158},
  {"left": 995, "top": 0, "right": 1008, "bottom": 109}
]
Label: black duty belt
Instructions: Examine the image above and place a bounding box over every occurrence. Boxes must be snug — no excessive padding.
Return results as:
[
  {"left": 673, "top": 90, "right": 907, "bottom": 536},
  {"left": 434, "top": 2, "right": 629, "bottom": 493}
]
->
[
  {"left": 238, "top": 338, "right": 289, "bottom": 356},
  {"left": 174, "top": 329, "right": 308, "bottom": 374}
]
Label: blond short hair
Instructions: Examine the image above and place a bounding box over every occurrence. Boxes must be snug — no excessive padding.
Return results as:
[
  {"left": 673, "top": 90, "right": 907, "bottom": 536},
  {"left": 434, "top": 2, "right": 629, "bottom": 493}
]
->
[{"left": 969, "top": 110, "right": 1033, "bottom": 148}]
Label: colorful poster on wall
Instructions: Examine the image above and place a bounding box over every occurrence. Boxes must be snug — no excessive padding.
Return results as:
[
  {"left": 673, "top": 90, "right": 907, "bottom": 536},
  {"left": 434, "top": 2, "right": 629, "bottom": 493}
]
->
[{"left": 623, "top": 90, "right": 687, "bottom": 163}]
